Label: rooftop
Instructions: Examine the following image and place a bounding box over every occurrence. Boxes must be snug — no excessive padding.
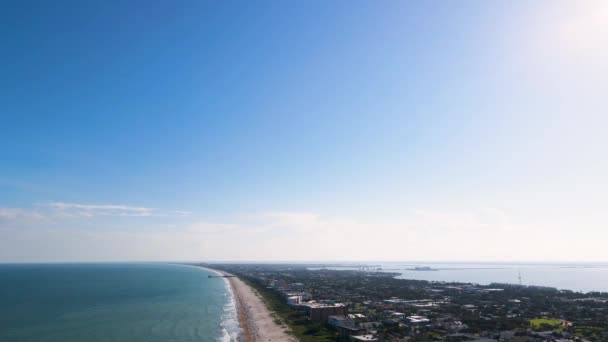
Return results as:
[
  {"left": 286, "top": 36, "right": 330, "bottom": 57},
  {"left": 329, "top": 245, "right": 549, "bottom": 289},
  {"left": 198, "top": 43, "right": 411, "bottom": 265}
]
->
[{"left": 351, "top": 334, "right": 379, "bottom": 341}]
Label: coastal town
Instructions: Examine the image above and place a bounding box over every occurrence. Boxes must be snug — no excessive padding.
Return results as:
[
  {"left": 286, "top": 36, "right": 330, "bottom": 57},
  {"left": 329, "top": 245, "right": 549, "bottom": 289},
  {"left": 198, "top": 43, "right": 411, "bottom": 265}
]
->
[{"left": 201, "top": 264, "right": 608, "bottom": 342}]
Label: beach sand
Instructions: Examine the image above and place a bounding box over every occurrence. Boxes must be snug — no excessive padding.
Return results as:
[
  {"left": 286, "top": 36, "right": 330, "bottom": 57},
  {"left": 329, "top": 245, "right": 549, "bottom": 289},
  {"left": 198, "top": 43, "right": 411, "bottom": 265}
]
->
[{"left": 228, "top": 275, "right": 297, "bottom": 342}]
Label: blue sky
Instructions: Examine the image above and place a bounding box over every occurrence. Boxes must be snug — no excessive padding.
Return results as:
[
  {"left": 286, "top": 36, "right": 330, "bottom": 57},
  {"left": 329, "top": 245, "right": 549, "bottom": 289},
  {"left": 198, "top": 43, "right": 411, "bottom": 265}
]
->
[{"left": 1, "top": 1, "right": 607, "bottom": 262}]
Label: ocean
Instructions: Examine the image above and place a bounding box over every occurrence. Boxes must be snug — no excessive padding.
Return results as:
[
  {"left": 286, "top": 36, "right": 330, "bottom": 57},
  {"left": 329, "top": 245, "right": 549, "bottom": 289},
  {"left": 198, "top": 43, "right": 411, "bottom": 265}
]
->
[
  {"left": 310, "top": 262, "right": 608, "bottom": 293},
  {"left": 0, "top": 263, "right": 239, "bottom": 342}
]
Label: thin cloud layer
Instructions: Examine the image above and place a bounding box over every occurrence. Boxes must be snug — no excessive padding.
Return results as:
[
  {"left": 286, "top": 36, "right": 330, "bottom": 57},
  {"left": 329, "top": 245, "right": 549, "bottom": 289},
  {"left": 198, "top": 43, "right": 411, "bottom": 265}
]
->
[
  {"left": 43, "top": 202, "right": 191, "bottom": 218},
  {"left": 0, "top": 206, "right": 606, "bottom": 262},
  {"left": 0, "top": 202, "right": 190, "bottom": 228}
]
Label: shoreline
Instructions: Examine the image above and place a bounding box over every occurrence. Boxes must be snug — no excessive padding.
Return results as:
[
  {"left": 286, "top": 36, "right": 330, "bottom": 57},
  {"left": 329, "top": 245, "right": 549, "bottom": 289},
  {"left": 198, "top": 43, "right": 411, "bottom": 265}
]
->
[{"left": 199, "top": 266, "right": 296, "bottom": 342}]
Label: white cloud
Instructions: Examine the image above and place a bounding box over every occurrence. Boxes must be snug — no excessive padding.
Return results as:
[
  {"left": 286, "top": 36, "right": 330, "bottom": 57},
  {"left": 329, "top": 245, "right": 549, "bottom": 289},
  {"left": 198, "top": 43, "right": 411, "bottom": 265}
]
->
[
  {"left": 0, "top": 202, "right": 190, "bottom": 229},
  {"left": 42, "top": 202, "right": 190, "bottom": 218},
  {"left": 0, "top": 208, "right": 25, "bottom": 221},
  {"left": 0, "top": 208, "right": 46, "bottom": 228},
  {"left": 186, "top": 221, "right": 242, "bottom": 234}
]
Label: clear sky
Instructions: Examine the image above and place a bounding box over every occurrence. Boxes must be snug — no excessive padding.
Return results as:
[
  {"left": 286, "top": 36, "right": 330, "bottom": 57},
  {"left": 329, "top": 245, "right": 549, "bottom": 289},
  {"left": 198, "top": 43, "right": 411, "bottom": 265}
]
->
[{"left": 1, "top": 0, "right": 607, "bottom": 262}]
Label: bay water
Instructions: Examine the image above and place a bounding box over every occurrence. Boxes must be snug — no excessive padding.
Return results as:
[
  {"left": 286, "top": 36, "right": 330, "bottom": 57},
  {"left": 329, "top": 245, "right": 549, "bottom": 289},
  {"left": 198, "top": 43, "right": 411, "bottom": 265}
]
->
[{"left": 311, "top": 262, "right": 608, "bottom": 293}]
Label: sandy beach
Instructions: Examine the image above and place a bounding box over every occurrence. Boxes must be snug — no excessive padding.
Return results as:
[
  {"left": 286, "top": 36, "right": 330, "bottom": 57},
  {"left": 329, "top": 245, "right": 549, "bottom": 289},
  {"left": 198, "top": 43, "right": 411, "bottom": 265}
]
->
[
  {"left": 229, "top": 275, "right": 297, "bottom": 342},
  {"left": 205, "top": 268, "right": 296, "bottom": 342}
]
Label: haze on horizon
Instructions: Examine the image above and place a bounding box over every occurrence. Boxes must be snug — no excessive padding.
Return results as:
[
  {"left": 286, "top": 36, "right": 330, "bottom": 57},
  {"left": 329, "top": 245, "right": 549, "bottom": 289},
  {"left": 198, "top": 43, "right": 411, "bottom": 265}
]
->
[{"left": 1, "top": 1, "right": 607, "bottom": 263}]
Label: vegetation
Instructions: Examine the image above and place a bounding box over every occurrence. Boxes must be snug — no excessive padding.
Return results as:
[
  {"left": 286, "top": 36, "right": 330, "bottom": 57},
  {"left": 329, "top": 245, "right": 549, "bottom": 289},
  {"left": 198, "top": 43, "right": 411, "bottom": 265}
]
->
[{"left": 529, "top": 318, "right": 563, "bottom": 330}]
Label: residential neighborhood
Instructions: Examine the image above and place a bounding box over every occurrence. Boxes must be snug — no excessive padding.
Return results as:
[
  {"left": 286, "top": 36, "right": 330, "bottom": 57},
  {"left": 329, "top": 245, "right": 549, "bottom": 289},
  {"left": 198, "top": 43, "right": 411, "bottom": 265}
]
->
[{"left": 206, "top": 264, "right": 608, "bottom": 342}]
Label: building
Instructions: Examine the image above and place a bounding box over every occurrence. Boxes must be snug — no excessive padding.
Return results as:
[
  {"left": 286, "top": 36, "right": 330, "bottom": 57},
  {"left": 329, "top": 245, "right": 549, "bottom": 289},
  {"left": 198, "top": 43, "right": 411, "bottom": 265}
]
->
[
  {"left": 287, "top": 296, "right": 302, "bottom": 305},
  {"left": 441, "top": 320, "right": 468, "bottom": 332},
  {"left": 328, "top": 315, "right": 356, "bottom": 328},
  {"left": 329, "top": 315, "right": 365, "bottom": 340},
  {"left": 407, "top": 315, "right": 430, "bottom": 325},
  {"left": 299, "top": 302, "right": 347, "bottom": 322},
  {"left": 351, "top": 334, "right": 379, "bottom": 342},
  {"left": 349, "top": 314, "right": 366, "bottom": 319},
  {"left": 283, "top": 291, "right": 312, "bottom": 302}
]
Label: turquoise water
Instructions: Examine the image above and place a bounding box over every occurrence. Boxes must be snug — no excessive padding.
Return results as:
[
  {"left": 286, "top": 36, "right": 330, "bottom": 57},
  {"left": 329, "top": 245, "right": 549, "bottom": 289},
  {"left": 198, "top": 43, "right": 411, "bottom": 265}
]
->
[{"left": 0, "top": 263, "right": 239, "bottom": 342}]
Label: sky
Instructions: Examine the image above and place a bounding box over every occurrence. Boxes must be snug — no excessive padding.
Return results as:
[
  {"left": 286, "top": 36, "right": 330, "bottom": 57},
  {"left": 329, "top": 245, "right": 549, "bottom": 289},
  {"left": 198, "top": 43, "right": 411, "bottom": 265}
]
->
[{"left": 1, "top": 0, "right": 607, "bottom": 262}]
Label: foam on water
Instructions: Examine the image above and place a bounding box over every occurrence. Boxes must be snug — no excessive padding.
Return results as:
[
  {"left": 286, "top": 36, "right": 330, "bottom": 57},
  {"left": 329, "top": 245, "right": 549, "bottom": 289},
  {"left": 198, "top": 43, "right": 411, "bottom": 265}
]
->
[
  {"left": 199, "top": 266, "right": 241, "bottom": 342},
  {"left": 219, "top": 277, "right": 241, "bottom": 342}
]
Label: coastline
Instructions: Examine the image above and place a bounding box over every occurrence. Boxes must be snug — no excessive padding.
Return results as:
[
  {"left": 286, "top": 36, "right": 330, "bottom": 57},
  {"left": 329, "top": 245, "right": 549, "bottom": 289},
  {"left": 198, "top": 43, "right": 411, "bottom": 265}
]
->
[{"left": 199, "top": 266, "right": 296, "bottom": 342}]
